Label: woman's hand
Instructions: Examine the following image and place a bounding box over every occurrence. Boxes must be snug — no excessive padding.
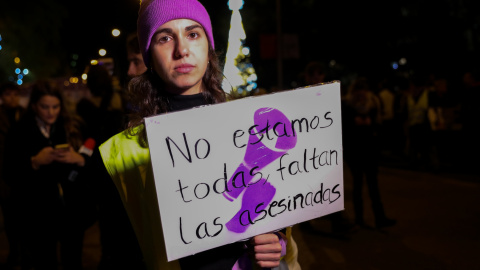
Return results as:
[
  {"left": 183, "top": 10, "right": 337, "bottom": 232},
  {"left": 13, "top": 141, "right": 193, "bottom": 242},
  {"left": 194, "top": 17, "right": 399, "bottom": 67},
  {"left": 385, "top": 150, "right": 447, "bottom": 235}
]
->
[
  {"left": 250, "top": 233, "right": 283, "bottom": 268},
  {"left": 54, "top": 146, "right": 85, "bottom": 167},
  {"left": 31, "top": 146, "right": 56, "bottom": 169}
]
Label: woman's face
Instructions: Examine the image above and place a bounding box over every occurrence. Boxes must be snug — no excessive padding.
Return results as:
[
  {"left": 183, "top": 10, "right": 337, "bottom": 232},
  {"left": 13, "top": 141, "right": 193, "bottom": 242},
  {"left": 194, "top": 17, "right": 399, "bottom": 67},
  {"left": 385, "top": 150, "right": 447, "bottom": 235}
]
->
[
  {"left": 150, "top": 19, "right": 209, "bottom": 95},
  {"left": 32, "top": 95, "right": 61, "bottom": 125}
]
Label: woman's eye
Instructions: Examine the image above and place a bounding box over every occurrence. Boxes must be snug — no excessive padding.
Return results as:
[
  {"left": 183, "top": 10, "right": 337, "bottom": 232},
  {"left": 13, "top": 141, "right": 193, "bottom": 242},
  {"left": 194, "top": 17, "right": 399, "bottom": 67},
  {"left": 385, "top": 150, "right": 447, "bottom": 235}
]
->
[
  {"left": 188, "top": 32, "right": 199, "bottom": 39},
  {"left": 157, "top": 36, "right": 172, "bottom": 43}
]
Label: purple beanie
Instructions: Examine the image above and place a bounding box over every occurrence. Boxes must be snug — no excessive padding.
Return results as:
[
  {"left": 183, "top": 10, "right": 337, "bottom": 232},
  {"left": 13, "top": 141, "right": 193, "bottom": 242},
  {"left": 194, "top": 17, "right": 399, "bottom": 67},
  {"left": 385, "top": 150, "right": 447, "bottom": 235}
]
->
[{"left": 137, "top": 0, "right": 214, "bottom": 68}]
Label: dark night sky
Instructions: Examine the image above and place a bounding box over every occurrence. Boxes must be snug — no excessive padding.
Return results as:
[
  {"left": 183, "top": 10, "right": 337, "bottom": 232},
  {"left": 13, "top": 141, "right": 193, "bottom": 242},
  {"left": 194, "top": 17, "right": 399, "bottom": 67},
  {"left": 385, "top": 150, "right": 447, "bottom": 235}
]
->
[
  {"left": 2, "top": 0, "right": 479, "bottom": 88},
  {"left": 62, "top": 0, "right": 480, "bottom": 88}
]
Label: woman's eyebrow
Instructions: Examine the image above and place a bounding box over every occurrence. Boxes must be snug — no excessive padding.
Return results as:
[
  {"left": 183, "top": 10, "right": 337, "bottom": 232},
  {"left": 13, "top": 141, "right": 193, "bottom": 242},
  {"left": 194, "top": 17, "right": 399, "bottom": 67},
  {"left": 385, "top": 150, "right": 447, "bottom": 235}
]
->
[
  {"left": 185, "top": 24, "right": 203, "bottom": 31},
  {"left": 153, "top": 28, "right": 173, "bottom": 37},
  {"left": 153, "top": 24, "right": 202, "bottom": 38}
]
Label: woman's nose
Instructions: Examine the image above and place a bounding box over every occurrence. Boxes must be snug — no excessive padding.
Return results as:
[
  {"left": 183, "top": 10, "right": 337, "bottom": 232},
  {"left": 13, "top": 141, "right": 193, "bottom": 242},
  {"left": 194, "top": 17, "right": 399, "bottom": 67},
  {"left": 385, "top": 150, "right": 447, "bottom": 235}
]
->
[
  {"left": 175, "top": 38, "right": 189, "bottom": 58},
  {"left": 127, "top": 62, "right": 137, "bottom": 77}
]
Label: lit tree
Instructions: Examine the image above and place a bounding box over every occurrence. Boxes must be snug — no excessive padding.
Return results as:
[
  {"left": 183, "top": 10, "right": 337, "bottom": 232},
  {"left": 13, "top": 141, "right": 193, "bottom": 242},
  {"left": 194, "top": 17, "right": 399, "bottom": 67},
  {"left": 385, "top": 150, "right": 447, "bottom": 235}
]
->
[{"left": 222, "top": 0, "right": 258, "bottom": 97}]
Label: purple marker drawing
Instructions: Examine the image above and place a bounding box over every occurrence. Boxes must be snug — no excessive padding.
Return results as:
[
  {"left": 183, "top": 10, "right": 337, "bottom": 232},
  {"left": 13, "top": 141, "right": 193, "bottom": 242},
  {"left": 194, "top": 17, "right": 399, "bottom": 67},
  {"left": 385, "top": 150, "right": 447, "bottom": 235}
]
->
[
  {"left": 226, "top": 180, "right": 276, "bottom": 233},
  {"left": 225, "top": 107, "right": 297, "bottom": 232}
]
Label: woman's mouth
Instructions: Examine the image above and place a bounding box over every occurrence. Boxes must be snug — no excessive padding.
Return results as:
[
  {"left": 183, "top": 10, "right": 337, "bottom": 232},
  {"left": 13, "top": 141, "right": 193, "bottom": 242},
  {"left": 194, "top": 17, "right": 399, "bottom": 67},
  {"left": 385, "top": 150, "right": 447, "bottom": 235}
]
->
[{"left": 175, "top": 64, "right": 195, "bottom": 73}]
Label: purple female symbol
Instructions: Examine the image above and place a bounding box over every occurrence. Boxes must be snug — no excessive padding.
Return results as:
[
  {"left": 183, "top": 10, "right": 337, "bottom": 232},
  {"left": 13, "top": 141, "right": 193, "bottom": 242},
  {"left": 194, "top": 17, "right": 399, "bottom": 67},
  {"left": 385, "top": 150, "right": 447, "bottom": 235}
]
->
[{"left": 225, "top": 107, "right": 297, "bottom": 233}]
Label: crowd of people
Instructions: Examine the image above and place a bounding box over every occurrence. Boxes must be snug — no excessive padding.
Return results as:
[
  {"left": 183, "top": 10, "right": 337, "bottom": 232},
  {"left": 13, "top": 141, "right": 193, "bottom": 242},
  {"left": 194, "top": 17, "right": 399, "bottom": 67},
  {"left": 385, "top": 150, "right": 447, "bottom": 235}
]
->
[
  {"left": 0, "top": 61, "right": 141, "bottom": 270},
  {"left": 296, "top": 60, "right": 478, "bottom": 237},
  {"left": 1, "top": 0, "right": 479, "bottom": 269},
  {"left": 300, "top": 60, "right": 477, "bottom": 174}
]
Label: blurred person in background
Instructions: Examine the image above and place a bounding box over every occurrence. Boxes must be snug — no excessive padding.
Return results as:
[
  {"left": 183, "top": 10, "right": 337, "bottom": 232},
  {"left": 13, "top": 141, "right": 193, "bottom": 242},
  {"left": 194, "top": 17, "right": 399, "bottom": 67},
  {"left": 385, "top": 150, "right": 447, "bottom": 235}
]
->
[
  {"left": 427, "top": 73, "right": 456, "bottom": 171},
  {"left": 4, "top": 80, "right": 96, "bottom": 270},
  {"left": 460, "top": 67, "right": 480, "bottom": 172},
  {"left": 300, "top": 61, "right": 355, "bottom": 237},
  {"left": 401, "top": 72, "right": 434, "bottom": 170},
  {"left": 377, "top": 76, "right": 397, "bottom": 157},
  {"left": 76, "top": 64, "right": 126, "bottom": 145},
  {"left": 303, "top": 61, "right": 326, "bottom": 86},
  {"left": 342, "top": 77, "right": 396, "bottom": 229},
  {"left": 76, "top": 64, "right": 145, "bottom": 269},
  {"left": 124, "top": 32, "right": 148, "bottom": 117},
  {"left": 0, "top": 82, "right": 26, "bottom": 269},
  {"left": 126, "top": 32, "right": 148, "bottom": 79}
]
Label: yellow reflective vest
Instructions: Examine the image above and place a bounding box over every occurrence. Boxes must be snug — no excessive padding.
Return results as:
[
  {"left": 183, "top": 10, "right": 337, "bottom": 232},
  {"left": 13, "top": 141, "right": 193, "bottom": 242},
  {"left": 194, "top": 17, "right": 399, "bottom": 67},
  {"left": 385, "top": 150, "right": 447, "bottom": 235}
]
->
[{"left": 99, "top": 126, "right": 300, "bottom": 270}]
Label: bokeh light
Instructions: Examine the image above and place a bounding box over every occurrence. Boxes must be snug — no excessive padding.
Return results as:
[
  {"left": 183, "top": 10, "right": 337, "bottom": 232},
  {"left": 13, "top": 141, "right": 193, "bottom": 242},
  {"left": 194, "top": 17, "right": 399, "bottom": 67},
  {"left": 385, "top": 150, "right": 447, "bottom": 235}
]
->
[{"left": 112, "top": 29, "right": 121, "bottom": 37}]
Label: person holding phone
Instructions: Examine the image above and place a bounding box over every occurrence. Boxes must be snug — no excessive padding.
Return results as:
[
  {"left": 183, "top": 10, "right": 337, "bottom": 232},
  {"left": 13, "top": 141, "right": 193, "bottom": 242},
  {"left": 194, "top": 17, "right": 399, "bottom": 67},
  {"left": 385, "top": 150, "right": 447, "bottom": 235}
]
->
[{"left": 4, "top": 80, "right": 96, "bottom": 270}]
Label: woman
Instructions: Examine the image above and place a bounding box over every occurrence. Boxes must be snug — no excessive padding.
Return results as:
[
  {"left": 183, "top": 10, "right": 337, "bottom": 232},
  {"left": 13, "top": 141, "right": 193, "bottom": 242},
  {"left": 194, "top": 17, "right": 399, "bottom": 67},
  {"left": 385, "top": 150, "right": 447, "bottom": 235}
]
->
[
  {"left": 4, "top": 80, "right": 96, "bottom": 270},
  {"left": 98, "top": 0, "right": 299, "bottom": 269}
]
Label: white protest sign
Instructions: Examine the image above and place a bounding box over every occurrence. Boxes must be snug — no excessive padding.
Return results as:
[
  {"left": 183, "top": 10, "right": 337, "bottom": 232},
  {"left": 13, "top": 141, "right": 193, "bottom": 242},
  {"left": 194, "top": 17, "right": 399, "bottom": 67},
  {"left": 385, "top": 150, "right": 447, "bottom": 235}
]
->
[{"left": 145, "top": 82, "right": 344, "bottom": 261}]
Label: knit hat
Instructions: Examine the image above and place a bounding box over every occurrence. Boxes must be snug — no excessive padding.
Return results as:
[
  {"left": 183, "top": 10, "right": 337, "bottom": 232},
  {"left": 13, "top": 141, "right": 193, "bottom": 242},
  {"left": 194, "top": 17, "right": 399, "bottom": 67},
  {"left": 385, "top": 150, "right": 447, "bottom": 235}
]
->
[{"left": 137, "top": 0, "right": 214, "bottom": 68}]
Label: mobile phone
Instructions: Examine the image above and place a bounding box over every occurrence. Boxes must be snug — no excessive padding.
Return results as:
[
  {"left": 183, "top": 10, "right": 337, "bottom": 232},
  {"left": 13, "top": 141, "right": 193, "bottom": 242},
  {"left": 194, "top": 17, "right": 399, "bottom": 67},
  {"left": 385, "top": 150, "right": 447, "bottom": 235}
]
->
[{"left": 55, "top": 144, "right": 70, "bottom": 150}]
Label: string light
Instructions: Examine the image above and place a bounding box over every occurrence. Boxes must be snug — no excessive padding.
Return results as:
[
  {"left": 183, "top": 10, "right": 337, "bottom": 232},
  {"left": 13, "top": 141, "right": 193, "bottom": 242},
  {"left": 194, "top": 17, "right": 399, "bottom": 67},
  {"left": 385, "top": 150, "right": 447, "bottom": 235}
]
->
[{"left": 1, "top": 34, "right": 30, "bottom": 84}]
